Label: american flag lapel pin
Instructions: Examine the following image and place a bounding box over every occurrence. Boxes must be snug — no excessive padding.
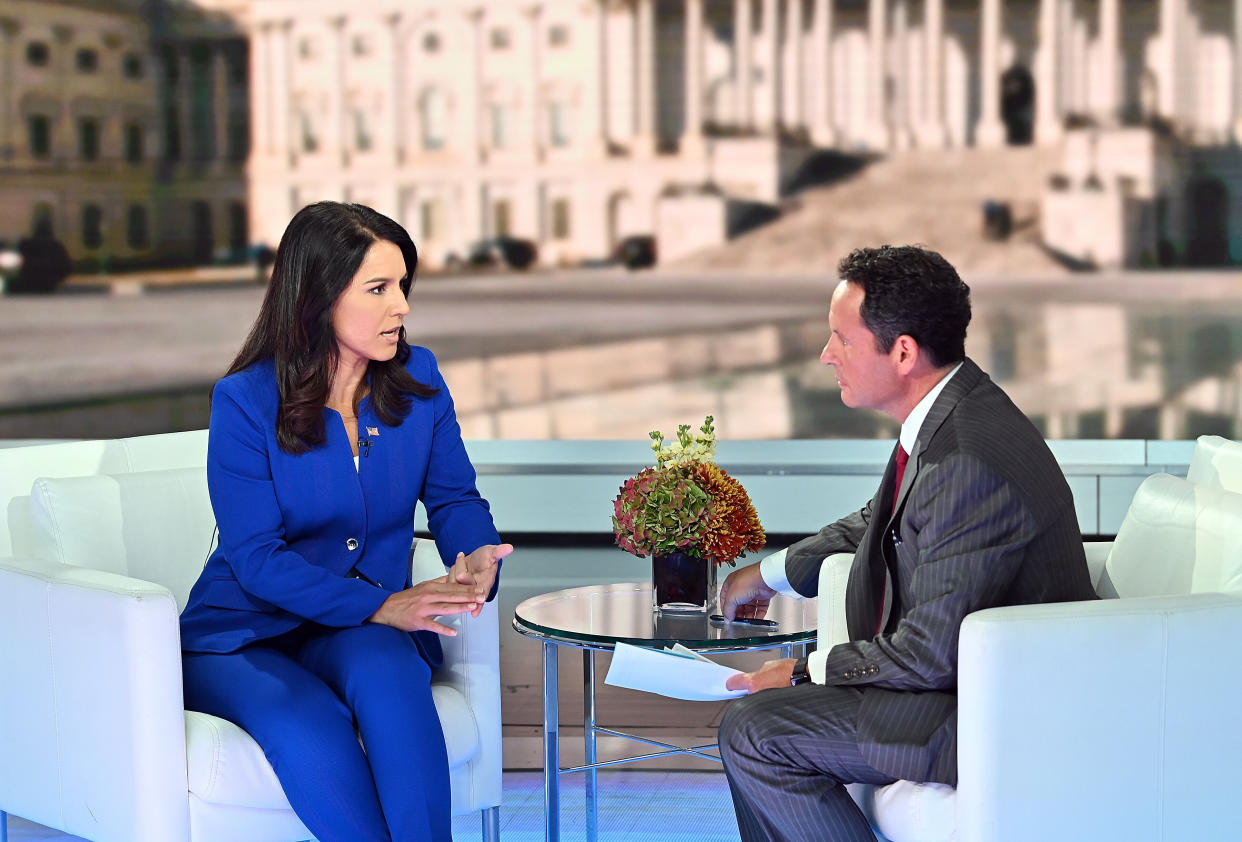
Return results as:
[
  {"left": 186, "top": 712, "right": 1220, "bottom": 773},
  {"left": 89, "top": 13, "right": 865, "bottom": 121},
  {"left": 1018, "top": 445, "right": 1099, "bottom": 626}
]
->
[{"left": 367, "top": 426, "right": 379, "bottom": 437}]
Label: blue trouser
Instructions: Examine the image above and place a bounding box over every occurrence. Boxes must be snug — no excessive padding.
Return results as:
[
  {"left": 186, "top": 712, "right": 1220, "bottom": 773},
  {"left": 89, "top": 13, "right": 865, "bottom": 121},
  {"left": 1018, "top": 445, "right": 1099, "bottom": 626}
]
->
[{"left": 183, "top": 623, "right": 452, "bottom": 842}]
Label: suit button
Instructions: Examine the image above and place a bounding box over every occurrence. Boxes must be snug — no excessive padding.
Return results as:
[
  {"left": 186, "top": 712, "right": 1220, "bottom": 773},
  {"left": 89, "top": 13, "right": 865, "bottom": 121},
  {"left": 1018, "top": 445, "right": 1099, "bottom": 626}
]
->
[{"left": 346, "top": 538, "right": 359, "bottom": 551}]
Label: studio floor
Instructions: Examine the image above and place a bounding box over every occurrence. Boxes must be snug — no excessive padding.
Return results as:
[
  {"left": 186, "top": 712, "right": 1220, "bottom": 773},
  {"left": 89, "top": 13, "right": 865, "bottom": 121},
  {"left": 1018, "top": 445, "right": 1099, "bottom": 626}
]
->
[{"left": 5, "top": 769, "right": 742, "bottom": 842}]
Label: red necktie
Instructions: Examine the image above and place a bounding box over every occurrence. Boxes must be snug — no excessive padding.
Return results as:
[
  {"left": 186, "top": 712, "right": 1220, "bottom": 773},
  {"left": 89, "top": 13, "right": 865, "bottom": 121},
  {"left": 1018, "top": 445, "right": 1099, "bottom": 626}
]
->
[
  {"left": 877, "top": 444, "right": 909, "bottom": 636},
  {"left": 892, "top": 444, "right": 909, "bottom": 513}
]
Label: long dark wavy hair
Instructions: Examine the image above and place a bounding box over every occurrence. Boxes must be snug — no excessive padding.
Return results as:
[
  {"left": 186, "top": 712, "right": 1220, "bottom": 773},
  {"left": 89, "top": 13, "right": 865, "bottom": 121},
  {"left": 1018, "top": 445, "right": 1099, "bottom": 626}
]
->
[{"left": 226, "top": 201, "right": 438, "bottom": 454}]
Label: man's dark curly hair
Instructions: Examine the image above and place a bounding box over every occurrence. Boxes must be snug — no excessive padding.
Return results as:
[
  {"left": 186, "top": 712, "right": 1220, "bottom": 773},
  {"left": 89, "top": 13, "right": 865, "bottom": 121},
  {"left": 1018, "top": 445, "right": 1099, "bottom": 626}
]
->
[{"left": 836, "top": 244, "right": 971, "bottom": 368}]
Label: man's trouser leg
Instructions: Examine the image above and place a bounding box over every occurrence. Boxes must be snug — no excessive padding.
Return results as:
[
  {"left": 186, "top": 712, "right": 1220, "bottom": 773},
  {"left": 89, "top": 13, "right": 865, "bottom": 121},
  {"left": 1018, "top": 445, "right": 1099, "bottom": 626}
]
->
[{"left": 719, "top": 684, "right": 897, "bottom": 842}]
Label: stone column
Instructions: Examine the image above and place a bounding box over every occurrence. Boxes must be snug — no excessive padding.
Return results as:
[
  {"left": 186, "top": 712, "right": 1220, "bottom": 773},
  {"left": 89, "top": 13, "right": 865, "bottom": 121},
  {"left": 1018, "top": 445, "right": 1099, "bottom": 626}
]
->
[
  {"left": 786, "top": 0, "right": 803, "bottom": 131},
  {"left": 327, "top": 16, "right": 347, "bottom": 163},
  {"left": 1234, "top": 0, "right": 1242, "bottom": 140},
  {"left": 386, "top": 13, "right": 404, "bottom": 165},
  {"left": 1098, "top": 0, "right": 1119, "bottom": 124},
  {"left": 524, "top": 5, "right": 543, "bottom": 159},
  {"left": 465, "top": 180, "right": 486, "bottom": 245},
  {"left": 465, "top": 7, "right": 485, "bottom": 163},
  {"left": 250, "top": 24, "right": 272, "bottom": 157},
  {"left": 918, "top": 0, "right": 947, "bottom": 147},
  {"left": 212, "top": 45, "right": 232, "bottom": 164},
  {"left": 271, "top": 22, "right": 292, "bottom": 163},
  {"left": 1158, "top": 0, "right": 1182, "bottom": 125},
  {"left": 891, "top": 0, "right": 913, "bottom": 148},
  {"left": 734, "top": 0, "right": 754, "bottom": 130},
  {"left": 53, "top": 24, "right": 73, "bottom": 163},
  {"left": 1, "top": 17, "right": 21, "bottom": 161},
  {"left": 1104, "top": 403, "right": 1124, "bottom": 439},
  {"left": 1035, "top": 0, "right": 1062, "bottom": 143},
  {"left": 810, "top": 0, "right": 834, "bottom": 145},
  {"left": 178, "top": 49, "right": 194, "bottom": 161},
  {"left": 682, "top": 0, "right": 706, "bottom": 155},
  {"left": 581, "top": 0, "right": 609, "bottom": 157},
  {"left": 633, "top": 0, "right": 657, "bottom": 156},
  {"left": 763, "top": 0, "right": 782, "bottom": 132},
  {"left": 1061, "top": 0, "right": 1081, "bottom": 117},
  {"left": 865, "top": 0, "right": 889, "bottom": 148},
  {"left": 1158, "top": 402, "right": 1186, "bottom": 440},
  {"left": 101, "top": 32, "right": 126, "bottom": 162},
  {"left": 976, "top": 0, "right": 1006, "bottom": 145}
]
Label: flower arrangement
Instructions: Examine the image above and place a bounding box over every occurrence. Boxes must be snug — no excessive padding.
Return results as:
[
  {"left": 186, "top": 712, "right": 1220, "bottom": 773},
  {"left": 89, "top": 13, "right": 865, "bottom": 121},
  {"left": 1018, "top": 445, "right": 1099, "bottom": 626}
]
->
[{"left": 612, "top": 415, "right": 766, "bottom": 566}]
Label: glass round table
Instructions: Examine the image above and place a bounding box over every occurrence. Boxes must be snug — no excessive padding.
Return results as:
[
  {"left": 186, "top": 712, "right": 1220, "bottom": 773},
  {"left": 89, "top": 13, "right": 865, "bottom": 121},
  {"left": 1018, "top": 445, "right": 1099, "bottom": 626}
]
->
[{"left": 512, "top": 582, "right": 817, "bottom": 842}]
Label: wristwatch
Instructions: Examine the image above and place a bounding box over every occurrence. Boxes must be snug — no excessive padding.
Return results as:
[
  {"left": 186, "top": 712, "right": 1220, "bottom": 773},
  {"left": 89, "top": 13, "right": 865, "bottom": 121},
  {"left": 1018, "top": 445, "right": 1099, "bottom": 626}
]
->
[{"left": 790, "top": 656, "right": 812, "bottom": 686}]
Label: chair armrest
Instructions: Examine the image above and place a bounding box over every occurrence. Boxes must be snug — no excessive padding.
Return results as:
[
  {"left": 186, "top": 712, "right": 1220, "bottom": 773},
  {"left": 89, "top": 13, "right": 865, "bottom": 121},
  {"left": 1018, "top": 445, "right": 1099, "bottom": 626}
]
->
[
  {"left": 957, "top": 592, "right": 1242, "bottom": 842},
  {"left": 816, "top": 552, "right": 855, "bottom": 648},
  {"left": 409, "top": 538, "right": 502, "bottom": 811},
  {"left": 1082, "top": 539, "right": 1112, "bottom": 593},
  {"left": 0, "top": 555, "right": 191, "bottom": 841}
]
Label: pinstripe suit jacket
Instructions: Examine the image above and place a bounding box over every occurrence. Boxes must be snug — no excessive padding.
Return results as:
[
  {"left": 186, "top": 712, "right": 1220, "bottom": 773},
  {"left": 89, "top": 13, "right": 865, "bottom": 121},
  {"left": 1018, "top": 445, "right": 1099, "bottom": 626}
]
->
[{"left": 783, "top": 358, "right": 1095, "bottom": 785}]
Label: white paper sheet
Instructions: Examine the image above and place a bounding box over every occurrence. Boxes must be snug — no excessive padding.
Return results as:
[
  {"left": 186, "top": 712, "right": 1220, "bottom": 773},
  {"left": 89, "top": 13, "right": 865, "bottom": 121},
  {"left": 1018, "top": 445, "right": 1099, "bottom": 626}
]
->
[{"left": 604, "top": 641, "right": 748, "bottom": 701}]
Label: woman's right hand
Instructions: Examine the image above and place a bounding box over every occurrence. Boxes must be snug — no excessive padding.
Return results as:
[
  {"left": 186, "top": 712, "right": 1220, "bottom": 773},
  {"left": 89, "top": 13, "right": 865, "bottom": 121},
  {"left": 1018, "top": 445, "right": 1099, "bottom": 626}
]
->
[{"left": 368, "top": 579, "right": 483, "bottom": 635}]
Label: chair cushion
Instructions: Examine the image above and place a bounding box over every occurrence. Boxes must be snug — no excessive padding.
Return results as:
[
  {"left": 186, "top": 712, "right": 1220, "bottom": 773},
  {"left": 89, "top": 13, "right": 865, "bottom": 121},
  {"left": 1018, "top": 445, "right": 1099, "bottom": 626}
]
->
[
  {"left": 1186, "top": 435, "right": 1242, "bottom": 494},
  {"left": 0, "top": 432, "right": 207, "bottom": 557},
  {"left": 28, "top": 467, "right": 215, "bottom": 611},
  {"left": 848, "top": 781, "right": 956, "bottom": 842},
  {"left": 186, "top": 684, "right": 479, "bottom": 809},
  {"left": 1102, "top": 473, "right": 1242, "bottom": 598}
]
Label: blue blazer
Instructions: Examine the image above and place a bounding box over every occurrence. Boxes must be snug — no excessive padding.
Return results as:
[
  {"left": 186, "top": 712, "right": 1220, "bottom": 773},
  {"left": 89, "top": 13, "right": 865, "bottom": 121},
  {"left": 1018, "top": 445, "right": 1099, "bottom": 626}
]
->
[{"left": 179, "top": 346, "right": 502, "bottom": 666}]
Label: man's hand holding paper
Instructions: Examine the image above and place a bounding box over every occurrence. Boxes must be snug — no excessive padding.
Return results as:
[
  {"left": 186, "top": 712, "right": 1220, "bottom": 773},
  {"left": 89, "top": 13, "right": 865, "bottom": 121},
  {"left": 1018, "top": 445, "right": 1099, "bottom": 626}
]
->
[{"left": 604, "top": 642, "right": 748, "bottom": 701}]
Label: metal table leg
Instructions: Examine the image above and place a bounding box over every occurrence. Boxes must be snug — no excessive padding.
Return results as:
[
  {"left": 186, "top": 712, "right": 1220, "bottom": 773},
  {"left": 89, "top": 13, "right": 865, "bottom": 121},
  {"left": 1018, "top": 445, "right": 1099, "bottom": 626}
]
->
[
  {"left": 543, "top": 641, "right": 560, "bottom": 842},
  {"left": 481, "top": 805, "right": 500, "bottom": 842},
  {"left": 584, "top": 649, "right": 598, "bottom": 842}
]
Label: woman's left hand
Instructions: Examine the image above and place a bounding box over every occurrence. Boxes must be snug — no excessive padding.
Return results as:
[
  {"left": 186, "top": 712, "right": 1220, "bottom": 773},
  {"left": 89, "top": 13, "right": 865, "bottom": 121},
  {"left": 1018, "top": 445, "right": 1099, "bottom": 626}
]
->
[{"left": 447, "top": 543, "right": 513, "bottom": 616}]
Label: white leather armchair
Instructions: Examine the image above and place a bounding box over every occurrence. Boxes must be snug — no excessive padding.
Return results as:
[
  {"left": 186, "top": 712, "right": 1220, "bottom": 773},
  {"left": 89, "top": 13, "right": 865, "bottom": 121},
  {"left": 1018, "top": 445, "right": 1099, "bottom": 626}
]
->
[
  {"left": 821, "top": 439, "right": 1242, "bottom": 842},
  {"left": 1185, "top": 433, "right": 1242, "bottom": 492},
  {"left": 0, "top": 433, "right": 502, "bottom": 842}
]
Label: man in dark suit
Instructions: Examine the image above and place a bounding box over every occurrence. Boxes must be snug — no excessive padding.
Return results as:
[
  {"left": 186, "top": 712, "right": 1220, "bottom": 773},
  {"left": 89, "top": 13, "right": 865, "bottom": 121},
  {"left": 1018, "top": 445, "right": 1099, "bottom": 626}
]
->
[{"left": 717, "top": 245, "right": 1095, "bottom": 842}]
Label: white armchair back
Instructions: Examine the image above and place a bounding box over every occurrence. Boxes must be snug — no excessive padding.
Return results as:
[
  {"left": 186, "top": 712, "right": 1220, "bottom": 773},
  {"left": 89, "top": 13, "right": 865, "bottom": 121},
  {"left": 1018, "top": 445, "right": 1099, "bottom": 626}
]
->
[
  {"left": 29, "top": 467, "right": 214, "bottom": 610},
  {"left": 1185, "top": 434, "right": 1242, "bottom": 493},
  {"left": 1099, "top": 472, "right": 1242, "bottom": 599},
  {"left": 0, "top": 430, "right": 207, "bottom": 557}
]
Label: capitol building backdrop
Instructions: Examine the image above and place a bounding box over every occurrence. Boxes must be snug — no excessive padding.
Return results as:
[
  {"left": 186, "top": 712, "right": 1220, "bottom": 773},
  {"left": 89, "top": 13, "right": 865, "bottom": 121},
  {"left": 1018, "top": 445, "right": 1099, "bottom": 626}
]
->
[{"left": 3, "top": 0, "right": 1242, "bottom": 270}]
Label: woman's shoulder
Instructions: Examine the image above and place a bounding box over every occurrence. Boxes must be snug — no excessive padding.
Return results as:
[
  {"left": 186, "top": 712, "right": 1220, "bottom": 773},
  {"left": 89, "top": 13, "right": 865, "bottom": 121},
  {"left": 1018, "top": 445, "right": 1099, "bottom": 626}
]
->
[
  {"left": 212, "top": 359, "right": 279, "bottom": 407},
  {"left": 401, "top": 344, "right": 440, "bottom": 381}
]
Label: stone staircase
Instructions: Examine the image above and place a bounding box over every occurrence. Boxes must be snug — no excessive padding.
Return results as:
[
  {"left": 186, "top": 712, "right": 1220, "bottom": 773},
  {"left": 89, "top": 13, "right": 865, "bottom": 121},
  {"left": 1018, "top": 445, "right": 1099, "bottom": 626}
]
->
[{"left": 674, "top": 145, "right": 1069, "bottom": 279}]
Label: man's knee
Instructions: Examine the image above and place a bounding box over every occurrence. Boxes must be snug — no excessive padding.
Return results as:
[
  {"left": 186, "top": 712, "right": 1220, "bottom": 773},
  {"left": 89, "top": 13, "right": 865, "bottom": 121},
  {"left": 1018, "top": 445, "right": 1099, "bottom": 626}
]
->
[{"left": 719, "top": 692, "right": 768, "bottom": 760}]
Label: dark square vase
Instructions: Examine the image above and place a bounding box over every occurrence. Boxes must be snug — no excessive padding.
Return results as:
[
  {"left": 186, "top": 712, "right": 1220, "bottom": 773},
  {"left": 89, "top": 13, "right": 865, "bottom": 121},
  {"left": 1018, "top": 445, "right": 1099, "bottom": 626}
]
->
[{"left": 651, "top": 551, "right": 717, "bottom": 613}]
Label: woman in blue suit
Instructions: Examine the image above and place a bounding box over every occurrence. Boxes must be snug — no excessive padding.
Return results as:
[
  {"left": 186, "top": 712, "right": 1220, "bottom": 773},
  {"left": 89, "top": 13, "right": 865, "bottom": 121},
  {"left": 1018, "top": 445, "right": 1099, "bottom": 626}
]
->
[{"left": 180, "top": 201, "right": 512, "bottom": 842}]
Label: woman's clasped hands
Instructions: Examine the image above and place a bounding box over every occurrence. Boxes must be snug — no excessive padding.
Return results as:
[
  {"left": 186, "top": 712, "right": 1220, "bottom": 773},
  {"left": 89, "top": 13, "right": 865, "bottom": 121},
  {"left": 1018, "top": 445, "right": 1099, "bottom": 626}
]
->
[
  {"left": 446, "top": 543, "right": 513, "bottom": 616},
  {"left": 369, "top": 543, "right": 514, "bottom": 635}
]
